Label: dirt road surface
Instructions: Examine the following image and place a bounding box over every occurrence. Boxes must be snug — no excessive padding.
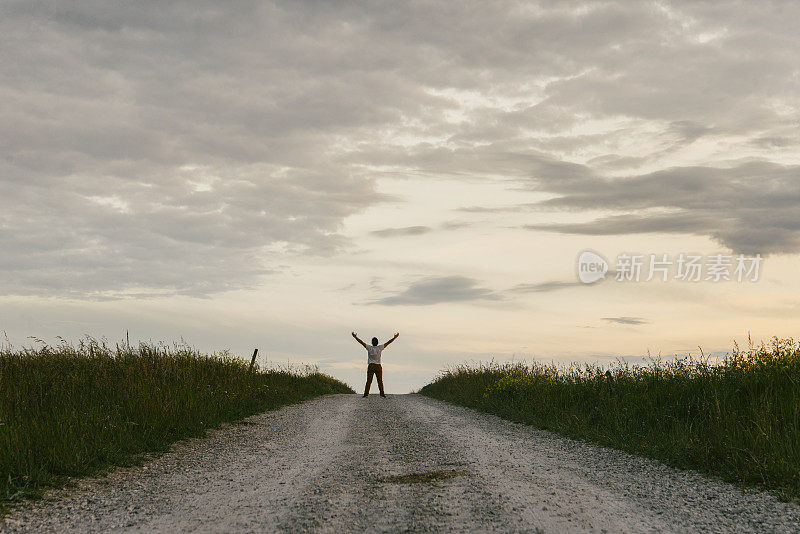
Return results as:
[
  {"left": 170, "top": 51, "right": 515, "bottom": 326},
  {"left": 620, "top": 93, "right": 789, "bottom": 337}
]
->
[{"left": 3, "top": 394, "right": 799, "bottom": 533}]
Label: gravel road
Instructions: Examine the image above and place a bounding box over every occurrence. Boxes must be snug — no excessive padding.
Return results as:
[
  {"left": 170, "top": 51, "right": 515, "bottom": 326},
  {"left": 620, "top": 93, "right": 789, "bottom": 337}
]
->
[{"left": 3, "top": 394, "right": 799, "bottom": 533}]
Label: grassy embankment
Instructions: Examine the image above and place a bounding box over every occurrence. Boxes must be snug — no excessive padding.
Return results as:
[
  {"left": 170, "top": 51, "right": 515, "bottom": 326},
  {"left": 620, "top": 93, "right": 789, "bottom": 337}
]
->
[
  {"left": 0, "top": 338, "right": 353, "bottom": 508},
  {"left": 420, "top": 337, "right": 800, "bottom": 500}
]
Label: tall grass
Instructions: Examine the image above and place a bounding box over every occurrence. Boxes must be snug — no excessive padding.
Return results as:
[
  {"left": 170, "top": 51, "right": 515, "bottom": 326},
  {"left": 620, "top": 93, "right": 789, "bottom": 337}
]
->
[
  {"left": 420, "top": 337, "right": 800, "bottom": 500},
  {"left": 0, "top": 337, "right": 353, "bottom": 507}
]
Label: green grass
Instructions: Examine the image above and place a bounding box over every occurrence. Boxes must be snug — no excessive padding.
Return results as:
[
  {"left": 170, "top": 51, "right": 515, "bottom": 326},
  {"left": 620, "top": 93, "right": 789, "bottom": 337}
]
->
[
  {"left": 0, "top": 337, "right": 353, "bottom": 508},
  {"left": 420, "top": 337, "right": 800, "bottom": 500}
]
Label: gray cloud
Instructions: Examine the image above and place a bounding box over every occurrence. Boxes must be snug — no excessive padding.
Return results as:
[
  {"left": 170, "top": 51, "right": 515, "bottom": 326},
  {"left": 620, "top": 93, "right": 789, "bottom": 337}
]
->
[
  {"left": 371, "top": 226, "right": 432, "bottom": 238},
  {"left": 440, "top": 221, "right": 473, "bottom": 230},
  {"left": 3, "top": 1, "right": 798, "bottom": 296},
  {"left": 370, "top": 275, "right": 597, "bottom": 306},
  {"left": 508, "top": 281, "right": 583, "bottom": 293},
  {"left": 371, "top": 221, "right": 472, "bottom": 237},
  {"left": 523, "top": 161, "right": 800, "bottom": 254},
  {"left": 368, "top": 276, "right": 501, "bottom": 306},
  {"left": 602, "top": 317, "right": 648, "bottom": 325},
  {"left": 1, "top": 1, "right": 398, "bottom": 297}
]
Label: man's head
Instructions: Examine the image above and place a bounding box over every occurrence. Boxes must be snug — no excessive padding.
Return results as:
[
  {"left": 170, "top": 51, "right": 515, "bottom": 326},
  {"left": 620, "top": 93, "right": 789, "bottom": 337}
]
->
[{"left": 371, "top": 337, "right": 379, "bottom": 346}]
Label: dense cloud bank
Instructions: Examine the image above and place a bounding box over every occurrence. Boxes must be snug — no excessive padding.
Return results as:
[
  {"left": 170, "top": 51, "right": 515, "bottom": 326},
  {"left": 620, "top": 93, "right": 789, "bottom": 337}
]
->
[{"left": 2, "top": 1, "right": 798, "bottom": 297}]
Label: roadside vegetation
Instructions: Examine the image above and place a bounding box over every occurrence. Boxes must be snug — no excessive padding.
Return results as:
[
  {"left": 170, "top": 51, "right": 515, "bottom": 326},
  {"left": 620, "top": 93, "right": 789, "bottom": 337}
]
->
[
  {"left": 420, "top": 337, "right": 800, "bottom": 501},
  {"left": 0, "top": 337, "right": 353, "bottom": 508}
]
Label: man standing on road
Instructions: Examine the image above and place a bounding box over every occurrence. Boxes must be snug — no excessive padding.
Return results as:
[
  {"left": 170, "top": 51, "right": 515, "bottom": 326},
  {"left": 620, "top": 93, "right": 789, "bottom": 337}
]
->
[{"left": 351, "top": 332, "right": 399, "bottom": 398}]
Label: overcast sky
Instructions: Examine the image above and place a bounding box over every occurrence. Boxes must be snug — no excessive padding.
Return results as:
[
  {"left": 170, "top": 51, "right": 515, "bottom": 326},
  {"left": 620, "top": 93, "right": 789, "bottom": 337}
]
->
[{"left": 2, "top": 1, "right": 799, "bottom": 391}]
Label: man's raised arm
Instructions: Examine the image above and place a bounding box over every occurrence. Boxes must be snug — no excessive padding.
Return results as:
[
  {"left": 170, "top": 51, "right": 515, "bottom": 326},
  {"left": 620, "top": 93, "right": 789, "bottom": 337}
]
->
[
  {"left": 383, "top": 332, "right": 400, "bottom": 347},
  {"left": 352, "top": 332, "right": 367, "bottom": 348}
]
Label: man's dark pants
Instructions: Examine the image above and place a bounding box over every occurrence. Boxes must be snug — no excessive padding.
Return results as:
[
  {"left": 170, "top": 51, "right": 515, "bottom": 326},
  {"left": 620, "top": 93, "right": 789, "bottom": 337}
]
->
[{"left": 364, "top": 363, "right": 384, "bottom": 396}]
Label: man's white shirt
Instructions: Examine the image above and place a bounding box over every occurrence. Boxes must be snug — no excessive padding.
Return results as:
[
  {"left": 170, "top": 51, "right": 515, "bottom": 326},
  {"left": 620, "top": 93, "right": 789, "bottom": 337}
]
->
[{"left": 365, "top": 344, "right": 385, "bottom": 365}]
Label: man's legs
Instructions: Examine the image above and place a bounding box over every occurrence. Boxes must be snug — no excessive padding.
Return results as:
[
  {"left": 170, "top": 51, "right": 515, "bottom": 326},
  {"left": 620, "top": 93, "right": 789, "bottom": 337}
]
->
[
  {"left": 375, "top": 364, "right": 385, "bottom": 397},
  {"left": 363, "top": 364, "right": 375, "bottom": 396}
]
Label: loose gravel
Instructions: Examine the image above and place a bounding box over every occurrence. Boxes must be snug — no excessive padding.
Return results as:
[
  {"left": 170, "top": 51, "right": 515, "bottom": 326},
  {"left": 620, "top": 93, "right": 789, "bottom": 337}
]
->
[{"left": 3, "top": 394, "right": 799, "bottom": 533}]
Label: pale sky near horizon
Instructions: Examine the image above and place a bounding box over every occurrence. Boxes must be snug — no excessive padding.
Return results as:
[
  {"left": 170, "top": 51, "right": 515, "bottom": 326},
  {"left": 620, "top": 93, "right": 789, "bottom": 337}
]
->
[{"left": 2, "top": 1, "right": 799, "bottom": 392}]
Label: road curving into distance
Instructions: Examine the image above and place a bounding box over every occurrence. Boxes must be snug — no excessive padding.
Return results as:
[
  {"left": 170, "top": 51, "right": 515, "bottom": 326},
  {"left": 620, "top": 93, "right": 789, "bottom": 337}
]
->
[{"left": 3, "top": 394, "right": 799, "bottom": 533}]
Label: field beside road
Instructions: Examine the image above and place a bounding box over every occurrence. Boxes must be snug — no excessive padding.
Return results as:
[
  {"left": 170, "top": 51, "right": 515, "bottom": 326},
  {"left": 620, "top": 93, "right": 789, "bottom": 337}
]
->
[
  {"left": 420, "top": 337, "right": 800, "bottom": 502},
  {"left": 0, "top": 338, "right": 352, "bottom": 508}
]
